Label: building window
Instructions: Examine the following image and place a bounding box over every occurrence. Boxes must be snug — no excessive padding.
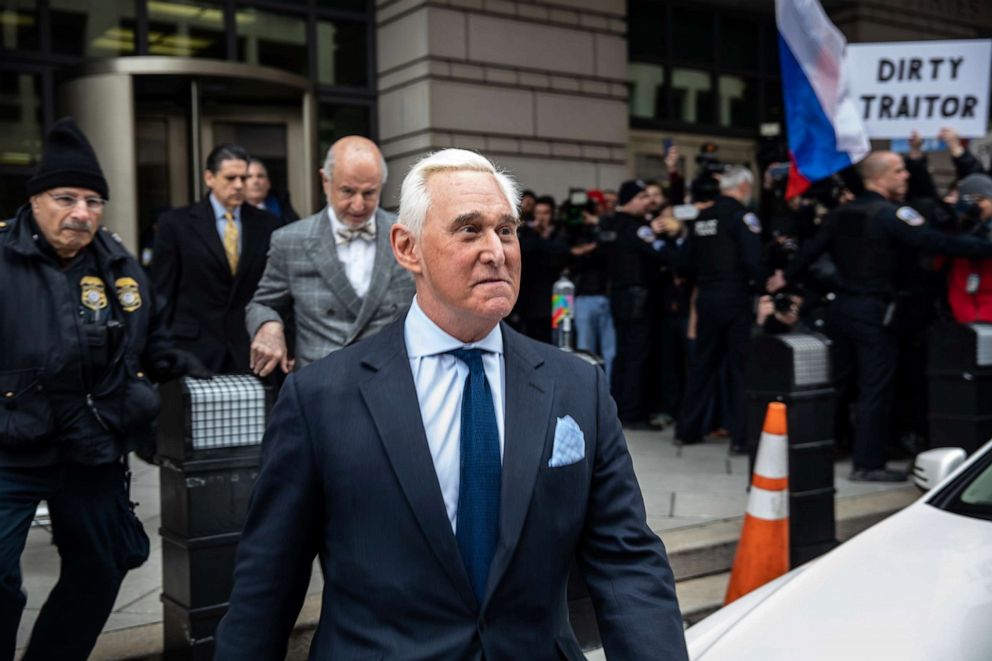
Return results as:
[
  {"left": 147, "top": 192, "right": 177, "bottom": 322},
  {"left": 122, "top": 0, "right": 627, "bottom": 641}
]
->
[
  {"left": 50, "top": 0, "right": 137, "bottom": 57},
  {"left": 316, "top": 0, "right": 368, "bottom": 11},
  {"left": 318, "top": 102, "right": 372, "bottom": 154},
  {"left": 146, "top": 0, "right": 227, "bottom": 58},
  {"left": 672, "top": 68, "right": 714, "bottom": 125},
  {"left": 0, "top": 70, "right": 43, "bottom": 168},
  {"left": 316, "top": 20, "right": 368, "bottom": 88},
  {"left": 629, "top": 63, "right": 667, "bottom": 120},
  {"left": 671, "top": 7, "right": 713, "bottom": 66},
  {"left": 236, "top": 8, "right": 308, "bottom": 76},
  {"left": 0, "top": 0, "right": 40, "bottom": 52},
  {"left": 628, "top": 1, "right": 780, "bottom": 136},
  {"left": 718, "top": 74, "right": 758, "bottom": 129}
]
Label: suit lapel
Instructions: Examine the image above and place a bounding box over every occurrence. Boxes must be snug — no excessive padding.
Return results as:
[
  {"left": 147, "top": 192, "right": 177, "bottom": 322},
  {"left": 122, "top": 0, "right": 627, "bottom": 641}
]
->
[
  {"left": 348, "top": 210, "right": 394, "bottom": 343},
  {"left": 358, "top": 320, "right": 478, "bottom": 612},
  {"left": 189, "top": 198, "right": 231, "bottom": 278},
  {"left": 483, "top": 325, "right": 553, "bottom": 605},
  {"left": 304, "top": 210, "right": 363, "bottom": 317}
]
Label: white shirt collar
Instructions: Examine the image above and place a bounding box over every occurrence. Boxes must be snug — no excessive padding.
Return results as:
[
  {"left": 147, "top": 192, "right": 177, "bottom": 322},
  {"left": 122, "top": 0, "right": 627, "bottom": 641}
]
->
[{"left": 405, "top": 296, "right": 503, "bottom": 359}]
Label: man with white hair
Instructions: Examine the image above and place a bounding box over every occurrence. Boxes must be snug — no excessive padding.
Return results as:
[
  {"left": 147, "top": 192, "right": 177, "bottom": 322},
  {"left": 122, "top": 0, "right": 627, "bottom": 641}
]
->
[
  {"left": 246, "top": 136, "right": 414, "bottom": 376},
  {"left": 675, "top": 165, "right": 765, "bottom": 455},
  {"left": 217, "top": 149, "right": 688, "bottom": 660}
]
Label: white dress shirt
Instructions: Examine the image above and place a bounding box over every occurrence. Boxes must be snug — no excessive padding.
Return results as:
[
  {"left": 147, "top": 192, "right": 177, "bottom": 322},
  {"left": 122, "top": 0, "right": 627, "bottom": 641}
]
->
[
  {"left": 328, "top": 207, "right": 376, "bottom": 298},
  {"left": 404, "top": 296, "right": 506, "bottom": 533}
]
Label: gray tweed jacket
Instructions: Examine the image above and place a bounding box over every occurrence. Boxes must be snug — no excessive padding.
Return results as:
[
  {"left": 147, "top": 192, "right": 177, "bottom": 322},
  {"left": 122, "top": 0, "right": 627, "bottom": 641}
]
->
[{"left": 245, "top": 207, "right": 414, "bottom": 368}]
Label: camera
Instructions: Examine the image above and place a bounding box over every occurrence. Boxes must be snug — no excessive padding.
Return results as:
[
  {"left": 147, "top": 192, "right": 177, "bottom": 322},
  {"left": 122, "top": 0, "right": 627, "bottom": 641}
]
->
[
  {"left": 956, "top": 195, "right": 983, "bottom": 230},
  {"left": 558, "top": 188, "right": 593, "bottom": 226},
  {"left": 773, "top": 292, "right": 796, "bottom": 314},
  {"left": 691, "top": 143, "right": 728, "bottom": 202}
]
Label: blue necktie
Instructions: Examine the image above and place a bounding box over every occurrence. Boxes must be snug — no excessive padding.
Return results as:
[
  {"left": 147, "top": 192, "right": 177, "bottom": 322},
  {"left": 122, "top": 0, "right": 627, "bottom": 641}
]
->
[{"left": 449, "top": 348, "right": 501, "bottom": 602}]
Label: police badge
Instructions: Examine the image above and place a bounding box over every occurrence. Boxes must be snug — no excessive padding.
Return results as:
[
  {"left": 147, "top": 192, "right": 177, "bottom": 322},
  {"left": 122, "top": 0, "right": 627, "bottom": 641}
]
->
[
  {"left": 742, "top": 212, "right": 762, "bottom": 234},
  {"left": 80, "top": 276, "right": 108, "bottom": 311},
  {"left": 115, "top": 277, "right": 141, "bottom": 312}
]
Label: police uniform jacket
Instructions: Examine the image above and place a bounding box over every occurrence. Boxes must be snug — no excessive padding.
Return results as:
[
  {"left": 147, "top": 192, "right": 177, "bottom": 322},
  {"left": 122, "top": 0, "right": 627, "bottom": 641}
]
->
[
  {"left": 785, "top": 191, "right": 992, "bottom": 298},
  {"left": 682, "top": 195, "right": 764, "bottom": 303},
  {"left": 0, "top": 206, "right": 172, "bottom": 467}
]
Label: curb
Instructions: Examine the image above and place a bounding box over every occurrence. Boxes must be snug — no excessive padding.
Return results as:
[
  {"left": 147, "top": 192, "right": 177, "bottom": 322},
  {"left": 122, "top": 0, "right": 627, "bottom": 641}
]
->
[{"left": 669, "top": 485, "right": 920, "bottom": 624}]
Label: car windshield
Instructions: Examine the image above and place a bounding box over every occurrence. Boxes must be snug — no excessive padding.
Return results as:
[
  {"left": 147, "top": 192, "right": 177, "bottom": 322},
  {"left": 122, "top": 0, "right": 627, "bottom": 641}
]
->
[{"left": 944, "top": 455, "right": 992, "bottom": 522}]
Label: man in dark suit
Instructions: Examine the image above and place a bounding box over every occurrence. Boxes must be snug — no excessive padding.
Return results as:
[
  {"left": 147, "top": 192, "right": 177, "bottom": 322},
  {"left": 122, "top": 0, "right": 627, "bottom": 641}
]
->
[
  {"left": 216, "top": 149, "right": 687, "bottom": 660},
  {"left": 152, "top": 144, "right": 281, "bottom": 373}
]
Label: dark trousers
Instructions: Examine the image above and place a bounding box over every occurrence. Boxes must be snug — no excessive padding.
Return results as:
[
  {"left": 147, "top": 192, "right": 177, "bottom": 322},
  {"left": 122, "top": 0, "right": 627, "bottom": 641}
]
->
[
  {"left": 659, "top": 312, "right": 689, "bottom": 418},
  {"left": 827, "top": 295, "right": 899, "bottom": 470},
  {"left": 677, "top": 296, "right": 750, "bottom": 447},
  {"left": 610, "top": 287, "right": 654, "bottom": 424},
  {"left": 0, "top": 462, "right": 130, "bottom": 661}
]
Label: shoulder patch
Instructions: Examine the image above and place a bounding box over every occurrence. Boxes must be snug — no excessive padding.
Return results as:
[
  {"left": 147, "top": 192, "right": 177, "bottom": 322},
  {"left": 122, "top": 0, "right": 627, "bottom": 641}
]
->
[
  {"left": 896, "top": 206, "right": 924, "bottom": 226},
  {"left": 742, "top": 212, "right": 762, "bottom": 234}
]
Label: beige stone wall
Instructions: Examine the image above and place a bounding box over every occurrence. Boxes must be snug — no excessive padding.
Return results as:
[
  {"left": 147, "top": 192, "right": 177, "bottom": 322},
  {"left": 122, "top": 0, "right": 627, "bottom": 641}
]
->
[{"left": 375, "top": 0, "right": 630, "bottom": 207}]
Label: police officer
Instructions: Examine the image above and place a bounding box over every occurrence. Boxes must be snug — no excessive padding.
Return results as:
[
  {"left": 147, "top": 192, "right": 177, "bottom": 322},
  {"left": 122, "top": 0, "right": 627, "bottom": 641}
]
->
[
  {"left": 675, "top": 166, "right": 764, "bottom": 454},
  {"left": 769, "top": 151, "right": 992, "bottom": 481},
  {"left": 0, "top": 118, "right": 206, "bottom": 660},
  {"left": 609, "top": 179, "right": 680, "bottom": 428}
]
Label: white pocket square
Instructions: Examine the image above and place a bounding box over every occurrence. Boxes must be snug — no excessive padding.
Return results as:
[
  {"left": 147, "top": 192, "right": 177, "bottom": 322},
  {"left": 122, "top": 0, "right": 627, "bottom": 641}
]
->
[{"left": 548, "top": 415, "right": 585, "bottom": 467}]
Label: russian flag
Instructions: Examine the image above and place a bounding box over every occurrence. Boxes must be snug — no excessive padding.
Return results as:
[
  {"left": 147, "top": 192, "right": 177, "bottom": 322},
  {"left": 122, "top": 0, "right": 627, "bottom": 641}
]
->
[{"left": 776, "top": 0, "right": 869, "bottom": 198}]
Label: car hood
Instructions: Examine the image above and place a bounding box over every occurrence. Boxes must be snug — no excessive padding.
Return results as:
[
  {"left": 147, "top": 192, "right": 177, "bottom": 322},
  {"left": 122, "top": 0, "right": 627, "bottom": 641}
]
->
[{"left": 687, "top": 500, "right": 992, "bottom": 660}]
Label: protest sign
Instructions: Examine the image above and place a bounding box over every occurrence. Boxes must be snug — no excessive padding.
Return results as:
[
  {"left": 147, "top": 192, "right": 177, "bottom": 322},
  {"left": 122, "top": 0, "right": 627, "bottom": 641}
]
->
[{"left": 846, "top": 39, "right": 991, "bottom": 138}]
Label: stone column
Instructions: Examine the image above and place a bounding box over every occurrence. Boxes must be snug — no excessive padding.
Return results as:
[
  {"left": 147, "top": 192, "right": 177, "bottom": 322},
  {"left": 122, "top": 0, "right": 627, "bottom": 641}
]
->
[{"left": 376, "top": 0, "right": 629, "bottom": 207}]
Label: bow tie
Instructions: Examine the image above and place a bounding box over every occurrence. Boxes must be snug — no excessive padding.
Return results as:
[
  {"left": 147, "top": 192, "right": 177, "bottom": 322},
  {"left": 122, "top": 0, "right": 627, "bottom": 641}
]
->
[{"left": 335, "top": 221, "right": 376, "bottom": 245}]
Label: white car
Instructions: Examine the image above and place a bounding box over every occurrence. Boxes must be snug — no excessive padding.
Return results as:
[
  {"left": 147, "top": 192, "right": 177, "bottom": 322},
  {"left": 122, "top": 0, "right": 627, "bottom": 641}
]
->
[{"left": 686, "top": 440, "right": 992, "bottom": 661}]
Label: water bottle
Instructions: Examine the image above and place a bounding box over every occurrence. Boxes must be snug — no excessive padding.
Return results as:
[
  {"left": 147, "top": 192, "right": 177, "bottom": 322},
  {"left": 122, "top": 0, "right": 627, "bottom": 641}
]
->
[{"left": 551, "top": 273, "right": 575, "bottom": 349}]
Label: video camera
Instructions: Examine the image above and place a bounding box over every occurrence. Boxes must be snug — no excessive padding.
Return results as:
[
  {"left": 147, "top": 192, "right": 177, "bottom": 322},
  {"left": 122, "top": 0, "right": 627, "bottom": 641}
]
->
[
  {"left": 691, "top": 142, "right": 728, "bottom": 202},
  {"left": 553, "top": 188, "right": 591, "bottom": 227}
]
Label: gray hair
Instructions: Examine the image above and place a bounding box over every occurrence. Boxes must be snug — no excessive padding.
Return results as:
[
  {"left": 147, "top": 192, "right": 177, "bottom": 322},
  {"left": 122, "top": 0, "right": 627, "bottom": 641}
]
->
[
  {"left": 719, "top": 165, "right": 754, "bottom": 192},
  {"left": 398, "top": 149, "right": 520, "bottom": 238},
  {"left": 322, "top": 140, "right": 388, "bottom": 185}
]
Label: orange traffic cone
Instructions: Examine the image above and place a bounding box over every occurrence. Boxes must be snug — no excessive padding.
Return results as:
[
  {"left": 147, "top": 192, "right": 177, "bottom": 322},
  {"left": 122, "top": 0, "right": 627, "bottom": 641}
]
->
[{"left": 724, "top": 402, "right": 790, "bottom": 605}]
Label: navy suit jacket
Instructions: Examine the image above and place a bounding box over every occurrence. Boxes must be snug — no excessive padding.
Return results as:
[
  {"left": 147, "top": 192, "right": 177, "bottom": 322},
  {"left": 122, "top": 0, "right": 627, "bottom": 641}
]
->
[{"left": 215, "top": 317, "right": 687, "bottom": 660}]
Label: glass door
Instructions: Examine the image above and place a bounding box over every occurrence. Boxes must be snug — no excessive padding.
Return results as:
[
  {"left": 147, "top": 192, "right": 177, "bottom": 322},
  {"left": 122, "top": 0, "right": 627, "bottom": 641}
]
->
[{"left": 201, "top": 106, "right": 310, "bottom": 218}]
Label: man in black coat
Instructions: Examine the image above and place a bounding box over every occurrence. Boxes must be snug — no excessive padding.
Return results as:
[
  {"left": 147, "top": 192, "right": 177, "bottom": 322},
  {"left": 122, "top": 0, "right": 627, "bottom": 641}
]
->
[
  {"left": 152, "top": 144, "right": 281, "bottom": 374},
  {"left": 512, "top": 195, "right": 570, "bottom": 343},
  {"left": 0, "top": 118, "right": 204, "bottom": 661}
]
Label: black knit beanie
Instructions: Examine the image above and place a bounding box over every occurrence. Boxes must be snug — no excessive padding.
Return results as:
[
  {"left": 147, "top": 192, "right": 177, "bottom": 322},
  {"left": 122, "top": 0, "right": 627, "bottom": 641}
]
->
[{"left": 26, "top": 117, "right": 109, "bottom": 200}]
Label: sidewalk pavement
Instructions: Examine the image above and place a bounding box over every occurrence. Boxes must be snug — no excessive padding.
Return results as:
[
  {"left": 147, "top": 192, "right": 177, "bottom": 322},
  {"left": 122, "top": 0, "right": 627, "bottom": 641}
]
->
[{"left": 16, "top": 426, "right": 912, "bottom": 657}]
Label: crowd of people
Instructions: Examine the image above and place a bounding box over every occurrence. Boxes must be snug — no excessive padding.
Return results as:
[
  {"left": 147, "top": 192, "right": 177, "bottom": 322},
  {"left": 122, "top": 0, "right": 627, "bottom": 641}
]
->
[
  {"left": 1, "top": 119, "right": 691, "bottom": 660},
  {"left": 507, "top": 132, "right": 992, "bottom": 483},
  {"left": 5, "top": 113, "right": 992, "bottom": 658}
]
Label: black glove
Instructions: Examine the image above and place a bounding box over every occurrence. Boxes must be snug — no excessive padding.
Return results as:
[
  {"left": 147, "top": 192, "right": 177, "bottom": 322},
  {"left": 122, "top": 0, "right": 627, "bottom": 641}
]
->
[{"left": 147, "top": 348, "right": 213, "bottom": 382}]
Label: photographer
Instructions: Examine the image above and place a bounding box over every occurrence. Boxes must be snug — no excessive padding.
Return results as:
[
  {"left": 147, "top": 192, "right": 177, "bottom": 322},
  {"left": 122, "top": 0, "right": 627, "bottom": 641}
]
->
[
  {"left": 564, "top": 192, "right": 617, "bottom": 383},
  {"left": 513, "top": 195, "right": 570, "bottom": 343},
  {"left": 755, "top": 291, "right": 807, "bottom": 335}
]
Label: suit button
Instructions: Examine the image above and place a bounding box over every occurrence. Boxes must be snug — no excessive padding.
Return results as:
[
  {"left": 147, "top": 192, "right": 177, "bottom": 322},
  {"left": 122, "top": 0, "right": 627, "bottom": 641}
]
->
[
  {"left": 327, "top": 308, "right": 335, "bottom": 315},
  {"left": 136, "top": 371, "right": 145, "bottom": 378},
  {"left": 477, "top": 617, "right": 486, "bottom": 633}
]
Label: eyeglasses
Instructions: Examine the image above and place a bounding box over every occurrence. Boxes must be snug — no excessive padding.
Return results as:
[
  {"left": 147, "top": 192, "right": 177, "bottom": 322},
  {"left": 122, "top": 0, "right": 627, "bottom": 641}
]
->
[{"left": 47, "top": 192, "right": 107, "bottom": 212}]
